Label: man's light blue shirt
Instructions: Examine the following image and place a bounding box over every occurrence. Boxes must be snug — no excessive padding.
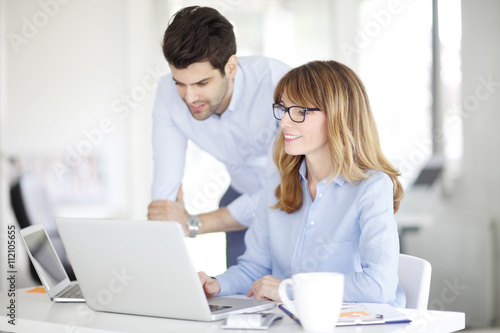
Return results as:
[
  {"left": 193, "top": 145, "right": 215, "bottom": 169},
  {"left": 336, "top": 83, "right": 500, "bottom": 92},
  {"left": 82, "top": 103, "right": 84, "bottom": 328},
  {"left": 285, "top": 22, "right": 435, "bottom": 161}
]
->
[
  {"left": 216, "top": 160, "right": 406, "bottom": 307},
  {"left": 151, "top": 56, "right": 290, "bottom": 226}
]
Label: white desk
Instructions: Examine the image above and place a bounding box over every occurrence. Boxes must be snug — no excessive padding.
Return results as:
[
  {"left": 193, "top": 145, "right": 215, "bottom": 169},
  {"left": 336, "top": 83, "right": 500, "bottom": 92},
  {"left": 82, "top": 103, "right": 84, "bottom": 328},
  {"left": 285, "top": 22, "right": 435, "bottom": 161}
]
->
[{"left": 1, "top": 288, "right": 465, "bottom": 333}]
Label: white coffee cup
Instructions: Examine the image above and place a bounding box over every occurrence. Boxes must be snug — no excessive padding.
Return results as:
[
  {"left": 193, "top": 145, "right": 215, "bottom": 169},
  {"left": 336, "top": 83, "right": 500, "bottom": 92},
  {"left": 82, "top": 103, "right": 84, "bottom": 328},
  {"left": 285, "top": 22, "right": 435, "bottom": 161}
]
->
[{"left": 279, "top": 272, "right": 344, "bottom": 332}]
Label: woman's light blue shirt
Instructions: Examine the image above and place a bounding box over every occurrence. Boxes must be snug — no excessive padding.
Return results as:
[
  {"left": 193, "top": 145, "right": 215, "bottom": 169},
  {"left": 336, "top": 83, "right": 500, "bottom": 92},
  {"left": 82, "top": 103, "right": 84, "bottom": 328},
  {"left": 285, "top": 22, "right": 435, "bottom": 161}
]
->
[{"left": 216, "top": 160, "right": 406, "bottom": 307}]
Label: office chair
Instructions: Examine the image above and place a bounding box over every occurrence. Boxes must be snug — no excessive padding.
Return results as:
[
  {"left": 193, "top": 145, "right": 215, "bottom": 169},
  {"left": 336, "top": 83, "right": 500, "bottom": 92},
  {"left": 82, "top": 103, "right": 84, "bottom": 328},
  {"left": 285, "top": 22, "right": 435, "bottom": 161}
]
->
[
  {"left": 10, "top": 173, "right": 76, "bottom": 281},
  {"left": 398, "top": 253, "right": 432, "bottom": 309}
]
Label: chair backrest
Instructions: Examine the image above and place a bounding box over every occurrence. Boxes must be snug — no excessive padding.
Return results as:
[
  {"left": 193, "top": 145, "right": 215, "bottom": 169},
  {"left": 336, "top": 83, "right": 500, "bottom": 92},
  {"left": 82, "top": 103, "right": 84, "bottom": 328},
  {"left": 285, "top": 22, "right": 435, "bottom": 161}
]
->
[
  {"left": 398, "top": 253, "right": 432, "bottom": 309},
  {"left": 10, "top": 174, "right": 76, "bottom": 281}
]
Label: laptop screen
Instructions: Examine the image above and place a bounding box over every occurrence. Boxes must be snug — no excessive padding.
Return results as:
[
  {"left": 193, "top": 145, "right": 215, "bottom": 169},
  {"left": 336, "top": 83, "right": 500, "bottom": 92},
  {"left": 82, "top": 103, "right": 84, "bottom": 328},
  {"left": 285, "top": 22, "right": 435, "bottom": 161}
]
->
[{"left": 20, "top": 225, "right": 68, "bottom": 292}]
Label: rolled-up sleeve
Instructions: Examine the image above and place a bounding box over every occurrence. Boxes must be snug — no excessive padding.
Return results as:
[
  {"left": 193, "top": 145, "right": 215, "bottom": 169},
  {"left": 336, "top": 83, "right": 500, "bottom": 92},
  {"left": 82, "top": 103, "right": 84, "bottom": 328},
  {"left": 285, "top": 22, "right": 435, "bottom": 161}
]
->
[{"left": 226, "top": 190, "right": 263, "bottom": 227}]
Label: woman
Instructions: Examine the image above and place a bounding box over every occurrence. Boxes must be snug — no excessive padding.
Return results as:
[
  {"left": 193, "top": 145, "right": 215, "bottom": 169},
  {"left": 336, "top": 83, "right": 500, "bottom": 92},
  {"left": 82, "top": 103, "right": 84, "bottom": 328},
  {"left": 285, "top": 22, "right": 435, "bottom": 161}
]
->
[{"left": 200, "top": 60, "right": 406, "bottom": 307}]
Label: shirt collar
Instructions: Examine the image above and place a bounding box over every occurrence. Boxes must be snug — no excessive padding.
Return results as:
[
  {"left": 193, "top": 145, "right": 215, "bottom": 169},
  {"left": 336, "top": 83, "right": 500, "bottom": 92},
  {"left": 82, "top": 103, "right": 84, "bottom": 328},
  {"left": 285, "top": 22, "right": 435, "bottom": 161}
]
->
[{"left": 298, "top": 158, "right": 346, "bottom": 186}]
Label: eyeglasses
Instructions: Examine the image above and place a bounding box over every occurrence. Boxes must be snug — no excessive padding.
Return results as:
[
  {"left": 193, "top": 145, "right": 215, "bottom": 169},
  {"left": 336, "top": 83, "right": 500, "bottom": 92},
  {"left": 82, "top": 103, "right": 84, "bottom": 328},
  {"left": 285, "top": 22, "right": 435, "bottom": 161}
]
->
[{"left": 272, "top": 103, "right": 321, "bottom": 123}]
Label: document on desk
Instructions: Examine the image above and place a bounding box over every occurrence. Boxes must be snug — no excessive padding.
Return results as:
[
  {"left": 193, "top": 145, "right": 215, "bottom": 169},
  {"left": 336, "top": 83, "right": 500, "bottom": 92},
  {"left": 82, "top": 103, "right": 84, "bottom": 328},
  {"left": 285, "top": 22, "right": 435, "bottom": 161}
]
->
[
  {"left": 337, "top": 303, "right": 411, "bottom": 326},
  {"left": 279, "top": 302, "right": 411, "bottom": 326}
]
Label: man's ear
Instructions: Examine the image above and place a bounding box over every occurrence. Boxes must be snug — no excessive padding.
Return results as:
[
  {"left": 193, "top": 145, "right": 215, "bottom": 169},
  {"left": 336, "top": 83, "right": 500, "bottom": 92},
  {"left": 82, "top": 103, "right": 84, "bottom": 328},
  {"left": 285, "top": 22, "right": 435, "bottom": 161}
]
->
[{"left": 224, "top": 55, "right": 238, "bottom": 79}]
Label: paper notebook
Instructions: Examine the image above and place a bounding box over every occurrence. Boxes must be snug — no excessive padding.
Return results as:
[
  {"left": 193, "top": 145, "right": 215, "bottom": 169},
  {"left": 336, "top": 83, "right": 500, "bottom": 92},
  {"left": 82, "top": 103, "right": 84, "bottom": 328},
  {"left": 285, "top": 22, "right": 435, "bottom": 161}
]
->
[{"left": 279, "top": 302, "right": 411, "bottom": 326}]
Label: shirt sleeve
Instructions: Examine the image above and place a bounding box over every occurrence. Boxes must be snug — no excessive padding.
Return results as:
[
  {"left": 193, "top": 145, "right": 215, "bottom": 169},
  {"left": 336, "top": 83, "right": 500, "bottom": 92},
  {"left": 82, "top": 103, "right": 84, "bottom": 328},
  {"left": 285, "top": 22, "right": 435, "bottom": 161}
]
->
[
  {"left": 226, "top": 132, "right": 279, "bottom": 227},
  {"left": 151, "top": 78, "right": 188, "bottom": 201},
  {"left": 226, "top": 193, "right": 258, "bottom": 227},
  {"left": 216, "top": 184, "right": 273, "bottom": 295},
  {"left": 343, "top": 173, "right": 401, "bottom": 305}
]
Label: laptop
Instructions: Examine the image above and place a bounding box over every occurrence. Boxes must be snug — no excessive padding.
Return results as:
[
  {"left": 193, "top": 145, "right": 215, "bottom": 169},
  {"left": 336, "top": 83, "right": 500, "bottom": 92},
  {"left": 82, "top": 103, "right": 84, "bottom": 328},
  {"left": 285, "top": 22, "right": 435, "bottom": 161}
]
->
[
  {"left": 55, "top": 217, "right": 276, "bottom": 321},
  {"left": 19, "top": 224, "right": 85, "bottom": 302}
]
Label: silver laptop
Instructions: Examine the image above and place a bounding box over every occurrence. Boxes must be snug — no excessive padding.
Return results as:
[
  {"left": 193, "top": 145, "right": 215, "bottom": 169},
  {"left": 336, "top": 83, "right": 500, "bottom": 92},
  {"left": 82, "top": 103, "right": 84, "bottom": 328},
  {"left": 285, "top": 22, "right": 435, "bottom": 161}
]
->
[
  {"left": 19, "top": 224, "right": 84, "bottom": 302},
  {"left": 55, "top": 217, "right": 276, "bottom": 321}
]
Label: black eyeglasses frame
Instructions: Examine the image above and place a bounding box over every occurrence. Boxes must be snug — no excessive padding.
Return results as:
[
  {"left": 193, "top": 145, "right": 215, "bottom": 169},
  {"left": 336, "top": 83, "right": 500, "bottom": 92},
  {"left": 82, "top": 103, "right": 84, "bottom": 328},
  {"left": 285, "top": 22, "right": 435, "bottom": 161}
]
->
[{"left": 272, "top": 103, "right": 321, "bottom": 123}]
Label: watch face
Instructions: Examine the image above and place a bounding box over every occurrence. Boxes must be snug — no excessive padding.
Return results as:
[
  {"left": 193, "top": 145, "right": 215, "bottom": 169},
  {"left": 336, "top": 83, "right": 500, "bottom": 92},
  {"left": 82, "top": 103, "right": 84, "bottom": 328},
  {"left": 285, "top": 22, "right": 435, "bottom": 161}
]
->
[
  {"left": 188, "top": 216, "right": 201, "bottom": 237},
  {"left": 190, "top": 216, "right": 201, "bottom": 227}
]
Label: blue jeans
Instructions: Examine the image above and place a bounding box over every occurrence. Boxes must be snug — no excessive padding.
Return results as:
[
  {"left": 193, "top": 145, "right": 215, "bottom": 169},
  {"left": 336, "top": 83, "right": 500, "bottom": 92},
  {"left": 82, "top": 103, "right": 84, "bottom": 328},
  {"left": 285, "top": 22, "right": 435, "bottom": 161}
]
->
[{"left": 219, "top": 186, "right": 247, "bottom": 268}]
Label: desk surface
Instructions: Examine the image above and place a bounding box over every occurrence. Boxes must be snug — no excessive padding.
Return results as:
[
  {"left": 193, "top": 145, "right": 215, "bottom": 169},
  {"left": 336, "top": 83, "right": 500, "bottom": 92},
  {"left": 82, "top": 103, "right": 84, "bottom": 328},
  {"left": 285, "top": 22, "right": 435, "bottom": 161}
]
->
[{"left": 1, "top": 288, "right": 465, "bottom": 333}]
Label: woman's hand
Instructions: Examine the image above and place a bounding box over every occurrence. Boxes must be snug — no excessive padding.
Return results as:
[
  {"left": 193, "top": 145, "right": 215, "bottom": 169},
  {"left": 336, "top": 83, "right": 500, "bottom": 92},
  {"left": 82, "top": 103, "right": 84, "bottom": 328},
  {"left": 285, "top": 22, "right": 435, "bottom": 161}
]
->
[
  {"left": 247, "top": 275, "right": 282, "bottom": 301},
  {"left": 198, "top": 271, "right": 221, "bottom": 297}
]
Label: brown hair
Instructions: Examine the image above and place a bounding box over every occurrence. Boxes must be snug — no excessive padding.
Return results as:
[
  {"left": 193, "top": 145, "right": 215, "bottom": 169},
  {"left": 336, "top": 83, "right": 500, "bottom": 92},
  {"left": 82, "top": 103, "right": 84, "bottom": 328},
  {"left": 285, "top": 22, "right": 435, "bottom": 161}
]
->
[
  {"left": 272, "top": 61, "right": 404, "bottom": 213},
  {"left": 162, "top": 6, "right": 236, "bottom": 73}
]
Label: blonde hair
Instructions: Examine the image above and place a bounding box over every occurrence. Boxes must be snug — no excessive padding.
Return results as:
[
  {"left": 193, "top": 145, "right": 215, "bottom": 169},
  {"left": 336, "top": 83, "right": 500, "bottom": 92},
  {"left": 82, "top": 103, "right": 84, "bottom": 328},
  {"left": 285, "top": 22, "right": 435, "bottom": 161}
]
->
[{"left": 272, "top": 60, "right": 404, "bottom": 213}]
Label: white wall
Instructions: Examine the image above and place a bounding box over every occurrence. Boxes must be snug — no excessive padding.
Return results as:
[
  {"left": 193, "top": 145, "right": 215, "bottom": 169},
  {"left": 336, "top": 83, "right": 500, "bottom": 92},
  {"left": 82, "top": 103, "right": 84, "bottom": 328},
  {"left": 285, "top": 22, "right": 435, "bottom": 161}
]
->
[
  {"left": 453, "top": 0, "right": 500, "bottom": 323},
  {"left": 455, "top": 1, "right": 500, "bottom": 219},
  {"left": 1, "top": 0, "right": 157, "bottom": 219},
  {"left": 0, "top": 0, "right": 10, "bottom": 292},
  {"left": 405, "top": 1, "right": 500, "bottom": 327},
  {"left": 0, "top": 0, "right": 161, "bottom": 288}
]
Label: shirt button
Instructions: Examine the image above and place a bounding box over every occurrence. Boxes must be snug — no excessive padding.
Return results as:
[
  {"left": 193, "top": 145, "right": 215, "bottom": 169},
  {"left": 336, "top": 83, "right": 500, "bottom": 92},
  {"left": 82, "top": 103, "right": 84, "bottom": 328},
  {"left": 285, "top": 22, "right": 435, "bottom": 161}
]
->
[
  {"left": 310, "top": 221, "right": 315, "bottom": 226},
  {"left": 318, "top": 193, "right": 323, "bottom": 198}
]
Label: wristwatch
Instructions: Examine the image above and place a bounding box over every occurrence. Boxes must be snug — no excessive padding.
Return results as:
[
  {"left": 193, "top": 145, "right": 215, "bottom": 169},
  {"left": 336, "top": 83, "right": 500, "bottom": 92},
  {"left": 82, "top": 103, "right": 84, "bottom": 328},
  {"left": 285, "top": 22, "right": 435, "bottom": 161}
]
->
[{"left": 187, "top": 215, "right": 202, "bottom": 238}]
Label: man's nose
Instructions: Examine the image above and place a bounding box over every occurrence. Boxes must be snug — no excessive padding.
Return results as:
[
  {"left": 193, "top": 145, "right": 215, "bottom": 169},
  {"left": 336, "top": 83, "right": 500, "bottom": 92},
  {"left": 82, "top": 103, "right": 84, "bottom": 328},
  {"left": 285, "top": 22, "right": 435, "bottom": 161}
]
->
[{"left": 184, "top": 86, "right": 198, "bottom": 104}]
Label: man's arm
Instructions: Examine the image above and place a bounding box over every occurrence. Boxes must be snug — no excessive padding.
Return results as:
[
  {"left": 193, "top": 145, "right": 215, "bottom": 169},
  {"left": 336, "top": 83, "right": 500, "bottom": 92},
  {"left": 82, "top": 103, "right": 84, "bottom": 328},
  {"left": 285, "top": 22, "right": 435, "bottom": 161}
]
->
[
  {"left": 151, "top": 76, "right": 188, "bottom": 202},
  {"left": 147, "top": 186, "right": 246, "bottom": 235},
  {"left": 199, "top": 207, "right": 247, "bottom": 233}
]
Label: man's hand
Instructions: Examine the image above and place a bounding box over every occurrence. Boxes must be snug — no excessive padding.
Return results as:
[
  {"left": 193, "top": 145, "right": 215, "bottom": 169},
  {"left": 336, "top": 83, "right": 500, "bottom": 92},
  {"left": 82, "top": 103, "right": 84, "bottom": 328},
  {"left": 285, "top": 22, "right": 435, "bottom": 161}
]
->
[
  {"left": 246, "top": 275, "right": 282, "bottom": 301},
  {"left": 147, "top": 186, "right": 189, "bottom": 235},
  {"left": 199, "top": 271, "right": 221, "bottom": 297},
  {"left": 148, "top": 186, "right": 248, "bottom": 234}
]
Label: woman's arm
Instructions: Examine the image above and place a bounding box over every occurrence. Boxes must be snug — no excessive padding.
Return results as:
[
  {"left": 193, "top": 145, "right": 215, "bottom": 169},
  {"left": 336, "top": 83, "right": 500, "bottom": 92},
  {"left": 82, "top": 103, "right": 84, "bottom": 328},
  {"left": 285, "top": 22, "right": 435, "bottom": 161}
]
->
[{"left": 344, "top": 172, "right": 401, "bottom": 304}]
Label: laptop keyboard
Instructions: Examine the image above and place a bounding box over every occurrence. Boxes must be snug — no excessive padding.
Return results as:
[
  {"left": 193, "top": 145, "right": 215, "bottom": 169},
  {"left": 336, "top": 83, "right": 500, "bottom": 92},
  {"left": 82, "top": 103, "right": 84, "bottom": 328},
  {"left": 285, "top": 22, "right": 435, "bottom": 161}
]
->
[
  {"left": 59, "top": 284, "right": 84, "bottom": 299},
  {"left": 209, "top": 304, "right": 233, "bottom": 312}
]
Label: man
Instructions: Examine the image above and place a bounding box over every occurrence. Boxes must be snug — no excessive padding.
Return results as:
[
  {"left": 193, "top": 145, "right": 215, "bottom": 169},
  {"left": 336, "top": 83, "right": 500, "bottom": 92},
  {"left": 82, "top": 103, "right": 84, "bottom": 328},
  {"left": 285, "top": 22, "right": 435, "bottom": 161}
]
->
[{"left": 147, "top": 6, "right": 290, "bottom": 267}]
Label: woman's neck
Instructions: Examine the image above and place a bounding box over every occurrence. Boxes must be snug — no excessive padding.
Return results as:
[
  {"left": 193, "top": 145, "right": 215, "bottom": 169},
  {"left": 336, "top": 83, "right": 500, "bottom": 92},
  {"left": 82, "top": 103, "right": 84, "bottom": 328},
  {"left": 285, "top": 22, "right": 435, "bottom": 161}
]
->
[{"left": 305, "top": 152, "right": 334, "bottom": 200}]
